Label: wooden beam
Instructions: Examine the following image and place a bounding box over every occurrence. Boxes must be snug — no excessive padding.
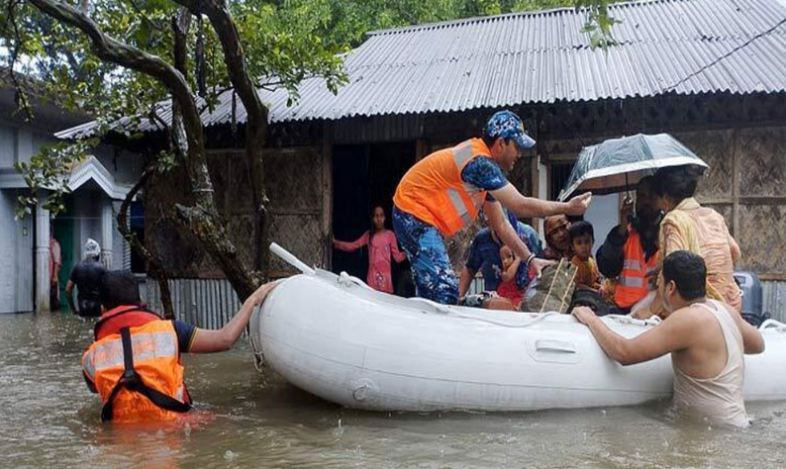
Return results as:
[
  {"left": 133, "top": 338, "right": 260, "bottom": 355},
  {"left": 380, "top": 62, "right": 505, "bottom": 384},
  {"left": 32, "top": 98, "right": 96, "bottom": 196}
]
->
[
  {"left": 696, "top": 199, "right": 734, "bottom": 206},
  {"left": 415, "top": 138, "right": 428, "bottom": 161},
  {"left": 760, "top": 273, "right": 786, "bottom": 281},
  {"left": 322, "top": 121, "right": 334, "bottom": 269},
  {"left": 732, "top": 127, "right": 741, "bottom": 237},
  {"left": 738, "top": 196, "right": 786, "bottom": 205}
]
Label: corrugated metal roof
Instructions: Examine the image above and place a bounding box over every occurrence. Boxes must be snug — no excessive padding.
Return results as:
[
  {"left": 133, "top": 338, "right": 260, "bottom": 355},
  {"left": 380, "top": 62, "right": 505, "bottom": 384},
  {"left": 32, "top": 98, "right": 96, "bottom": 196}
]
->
[{"left": 57, "top": 0, "right": 786, "bottom": 139}]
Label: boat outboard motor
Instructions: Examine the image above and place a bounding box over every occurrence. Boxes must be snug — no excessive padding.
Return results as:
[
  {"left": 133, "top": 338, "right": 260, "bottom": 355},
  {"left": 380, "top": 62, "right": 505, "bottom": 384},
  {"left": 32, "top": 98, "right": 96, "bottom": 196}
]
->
[{"left": 734, "top": 271, "right": 768, "bottom": 327}]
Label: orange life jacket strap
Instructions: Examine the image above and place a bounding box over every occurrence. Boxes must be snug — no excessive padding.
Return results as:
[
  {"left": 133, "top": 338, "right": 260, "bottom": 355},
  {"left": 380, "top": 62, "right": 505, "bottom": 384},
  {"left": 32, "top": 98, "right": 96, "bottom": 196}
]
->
[
  {"left": 94, "top": 306, "right": 162, "bottom": 340},
  {"left": 100, "top": 327, "right": 191, "bottom": 422}
]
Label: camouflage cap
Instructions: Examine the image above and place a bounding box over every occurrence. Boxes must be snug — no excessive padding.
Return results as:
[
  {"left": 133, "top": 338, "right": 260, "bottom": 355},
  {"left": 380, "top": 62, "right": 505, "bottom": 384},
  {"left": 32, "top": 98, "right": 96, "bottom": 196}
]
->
[{"left": 485, "top": 110, "right": 536, "bottom": 149}]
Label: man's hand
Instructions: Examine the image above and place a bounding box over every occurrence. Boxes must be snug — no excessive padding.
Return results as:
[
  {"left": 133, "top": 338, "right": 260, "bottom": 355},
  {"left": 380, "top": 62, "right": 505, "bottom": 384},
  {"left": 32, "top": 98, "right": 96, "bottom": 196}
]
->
[
  {"left": 249, "top": 280, "right": 282, "bottom": 307},
  {"left": 529, "top": 257, "right": 555, "bottom": 278},
  {"left": 631, "top": 308, "right": 655, "bottom": 320},
  {"left": 567, "top": 192, "right": 592, "bottom": 216},
  {"left": 572, "top": 305, "right": 597, "bottom": 325},
  {"left": 620, "top": 197, "right": 634, "bottom": 224}
]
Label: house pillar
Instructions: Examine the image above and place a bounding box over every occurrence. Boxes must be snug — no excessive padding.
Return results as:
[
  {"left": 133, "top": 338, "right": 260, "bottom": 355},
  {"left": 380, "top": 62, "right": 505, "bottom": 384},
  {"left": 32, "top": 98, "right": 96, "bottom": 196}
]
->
[
  {"left": 35, "top": 193, "right": 51, "bottom": 312},
  {"left": 101, "top": 198, "right": 114, "bottom": 269}
]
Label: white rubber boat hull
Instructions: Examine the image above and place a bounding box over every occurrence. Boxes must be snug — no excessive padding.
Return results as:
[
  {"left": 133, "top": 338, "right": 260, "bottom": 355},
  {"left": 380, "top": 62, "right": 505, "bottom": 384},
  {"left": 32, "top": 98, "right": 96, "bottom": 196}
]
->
[{"left": 250, "top": 270, "right": 786, "bottom": 412}]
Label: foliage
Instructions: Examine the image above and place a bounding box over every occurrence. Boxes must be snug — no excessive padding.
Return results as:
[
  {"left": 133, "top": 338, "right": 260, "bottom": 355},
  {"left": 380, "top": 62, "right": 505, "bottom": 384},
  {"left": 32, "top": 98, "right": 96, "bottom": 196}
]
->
[
  {"left": 1, "top": 0, "right": 349, "bottom": 218},
  {"left": 278, "top": 0, "right": 624, "bottom": 50}
]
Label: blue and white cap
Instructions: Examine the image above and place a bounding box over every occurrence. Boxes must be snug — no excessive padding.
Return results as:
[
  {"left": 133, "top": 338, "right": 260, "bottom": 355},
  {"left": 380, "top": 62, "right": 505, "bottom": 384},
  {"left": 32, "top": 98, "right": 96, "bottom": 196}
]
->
[{"left": 485, "top": 110, "right": 536, "bottom": 149}]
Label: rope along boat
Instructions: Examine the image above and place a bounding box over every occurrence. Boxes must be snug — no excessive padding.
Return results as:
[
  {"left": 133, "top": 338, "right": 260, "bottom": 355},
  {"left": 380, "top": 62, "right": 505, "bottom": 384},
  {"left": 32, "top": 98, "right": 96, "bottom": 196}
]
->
[{"left": 249, "top": 244, "right": 786, "bottom": 412}]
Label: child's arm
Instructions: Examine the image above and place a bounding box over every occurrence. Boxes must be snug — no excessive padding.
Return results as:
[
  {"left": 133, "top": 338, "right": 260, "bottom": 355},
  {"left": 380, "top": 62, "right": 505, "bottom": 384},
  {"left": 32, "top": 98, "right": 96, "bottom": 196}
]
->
[
  {"left": 500, "top": 256, "right": 522, "bottom": 283},
  {"left": 333, "top": 231, "right": 370, "bottom": 252},
  {"left": 388, "top": 231, "right": 407, "bottom": 263}
]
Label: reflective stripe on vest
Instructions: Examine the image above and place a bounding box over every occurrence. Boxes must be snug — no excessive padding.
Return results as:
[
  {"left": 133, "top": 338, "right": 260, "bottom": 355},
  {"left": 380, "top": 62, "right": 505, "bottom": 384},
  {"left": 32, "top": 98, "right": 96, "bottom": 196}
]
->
[
  {"left": 623, "top": 259, "right": 641, "bottom": 271},
  {"left": 618, "top": 276, "right": 644, "bottom": 288},
  {"left": 393, "top": 138, "right": 490, "bottom": 236},
  {"left": 83, "top": 331, "right": 177, "bottom": 382}
]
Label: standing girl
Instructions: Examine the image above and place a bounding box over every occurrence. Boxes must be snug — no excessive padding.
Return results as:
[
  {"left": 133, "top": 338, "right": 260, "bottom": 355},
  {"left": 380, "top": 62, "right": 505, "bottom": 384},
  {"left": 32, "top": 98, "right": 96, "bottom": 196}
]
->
[{"left": 334, "top": 206, "right": 406, "bottom": 293}]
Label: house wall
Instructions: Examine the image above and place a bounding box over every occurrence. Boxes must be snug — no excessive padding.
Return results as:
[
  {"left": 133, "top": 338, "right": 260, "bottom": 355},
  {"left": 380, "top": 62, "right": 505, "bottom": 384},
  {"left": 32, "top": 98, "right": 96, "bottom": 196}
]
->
[
  {"left": 144, "top": 143, "right": 329, "bottom": 278},
  {"left": 0, "top": 189, "right": 34, "bottom": 313}
]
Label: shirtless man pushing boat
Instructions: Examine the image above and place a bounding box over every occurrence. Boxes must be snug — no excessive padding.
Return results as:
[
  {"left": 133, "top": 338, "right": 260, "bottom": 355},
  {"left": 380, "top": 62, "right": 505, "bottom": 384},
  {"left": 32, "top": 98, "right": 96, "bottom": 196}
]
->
[{"left": 573, "top": 250, "right": 764, "bottom": 427}]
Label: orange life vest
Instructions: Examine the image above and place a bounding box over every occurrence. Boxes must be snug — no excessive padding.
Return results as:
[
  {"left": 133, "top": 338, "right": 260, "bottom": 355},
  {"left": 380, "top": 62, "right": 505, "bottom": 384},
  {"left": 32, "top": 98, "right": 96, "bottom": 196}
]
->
[
  {"left": 394, "top": 138, "right": 491, "bottom": 236},
  {"left": 94, "top": 305, "right": 164, "bottom": 340},
  {"left": 82, "top": 313, "right": 191, "bottom": 423},
  {"left": 614, "top": 227, "right": 660, "bottom": 309}
]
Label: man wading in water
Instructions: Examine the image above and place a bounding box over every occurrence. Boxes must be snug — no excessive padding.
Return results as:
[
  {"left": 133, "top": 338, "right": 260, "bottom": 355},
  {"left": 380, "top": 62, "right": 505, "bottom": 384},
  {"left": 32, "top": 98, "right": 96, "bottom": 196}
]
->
[
  {"left": 392, "top": 110, "right": 591, "bottom": 306},
  {"left": 82, "top": 270, "right": 280, "bottom": 423},
  {"left": 573, "top": 251, "right": 764, "bottom": 427}
]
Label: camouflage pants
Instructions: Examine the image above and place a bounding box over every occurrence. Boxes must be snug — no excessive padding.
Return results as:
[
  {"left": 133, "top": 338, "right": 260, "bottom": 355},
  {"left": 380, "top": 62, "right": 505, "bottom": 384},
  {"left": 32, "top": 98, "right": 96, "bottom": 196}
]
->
[{"left": 392, "top": 207, "right": 459, "bottom": 305}]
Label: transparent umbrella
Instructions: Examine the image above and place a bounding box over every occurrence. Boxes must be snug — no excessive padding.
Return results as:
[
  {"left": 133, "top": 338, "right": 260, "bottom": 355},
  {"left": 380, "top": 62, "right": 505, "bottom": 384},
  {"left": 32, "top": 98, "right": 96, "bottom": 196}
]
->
[{"left": 558, "top": 133, "right": 709, "bottom": 201}]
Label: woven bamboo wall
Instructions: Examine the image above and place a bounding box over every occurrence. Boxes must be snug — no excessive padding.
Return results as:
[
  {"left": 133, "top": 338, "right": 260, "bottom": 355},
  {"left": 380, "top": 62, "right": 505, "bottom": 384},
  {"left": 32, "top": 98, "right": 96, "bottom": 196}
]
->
[
  {"left": 264, "top": 147, "right": 326, "bottom": 273},
  {"left": 144, "top": 145, "right": 326, "bottom": 278},
  {"left": 737, "top": 127, "right": 786, "bottom": 275}
]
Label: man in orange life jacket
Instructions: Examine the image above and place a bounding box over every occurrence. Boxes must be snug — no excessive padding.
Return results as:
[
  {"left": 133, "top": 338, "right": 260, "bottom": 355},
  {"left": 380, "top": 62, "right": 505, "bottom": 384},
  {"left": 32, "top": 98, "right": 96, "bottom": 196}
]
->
[
  {"left": 81, "top": 270, "right": 279, "bottom": 423},
  {"left": 392, "top": 110, "right": 592, "bottom": 305},
  {"left": 596, "top": 176, "right": 662, "bottom": 314}
]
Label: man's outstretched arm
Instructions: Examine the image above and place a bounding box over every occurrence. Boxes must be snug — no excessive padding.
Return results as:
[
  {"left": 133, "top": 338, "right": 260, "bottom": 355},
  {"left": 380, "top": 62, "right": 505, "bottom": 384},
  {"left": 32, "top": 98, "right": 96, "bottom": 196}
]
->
[
  {"left": 573, "top": 306, "right": 694, "bottom": 365},
  {"left": 189, "top": 281, "right": 281, "bottom": 353}
]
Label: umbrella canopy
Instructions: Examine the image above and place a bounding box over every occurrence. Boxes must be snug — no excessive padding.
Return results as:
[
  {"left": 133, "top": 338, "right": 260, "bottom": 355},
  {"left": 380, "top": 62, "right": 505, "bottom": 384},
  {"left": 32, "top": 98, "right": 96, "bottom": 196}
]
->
[{"left": 558, "top": 134, "right": 709, "bottom": 201}]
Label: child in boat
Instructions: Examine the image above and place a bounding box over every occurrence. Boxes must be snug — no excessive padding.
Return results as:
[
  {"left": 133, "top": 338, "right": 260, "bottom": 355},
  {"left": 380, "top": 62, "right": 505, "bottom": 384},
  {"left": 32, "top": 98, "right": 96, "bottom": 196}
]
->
[
  {"left": 496, "top": 245, "right": 525, "bottom": 308},
  {"left": 334, "top": 205, "right": 406, "bottom": 293},
  {"left": 570, "top": 220, "right": 603, "bottom": 292}
]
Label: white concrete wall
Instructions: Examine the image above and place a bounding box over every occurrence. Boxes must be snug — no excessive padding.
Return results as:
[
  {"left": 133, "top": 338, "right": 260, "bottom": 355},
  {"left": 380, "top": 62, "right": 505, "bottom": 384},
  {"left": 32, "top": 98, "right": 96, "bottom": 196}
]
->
[
  {"left": 94, "top": 147, "right": 144, "bottom": 185},
  {"left": 584, "top": 193, "right": 621, "bottom": 256},
  {"left": 73, "top": 191, "right": 102, "bottom": 260},
  {"left": 0, "top": 125, "right": 15, "bottom": 168},
  {"left": 0, "top": 190, "right": 34, "bottom": 313}
]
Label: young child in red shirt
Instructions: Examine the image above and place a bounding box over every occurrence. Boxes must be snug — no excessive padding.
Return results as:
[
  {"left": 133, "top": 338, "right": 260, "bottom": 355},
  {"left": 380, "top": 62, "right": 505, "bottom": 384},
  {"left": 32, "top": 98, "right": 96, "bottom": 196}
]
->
[{"left": 497, "top": 245, "right": 525, "bottom": 307}]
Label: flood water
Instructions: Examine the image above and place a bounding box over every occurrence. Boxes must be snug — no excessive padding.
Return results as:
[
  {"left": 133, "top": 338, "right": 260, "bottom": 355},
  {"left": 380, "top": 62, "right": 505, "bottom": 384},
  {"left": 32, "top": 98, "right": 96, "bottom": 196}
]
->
[{"left": 3, "top": 311, "right": 786, "bottom": 469}]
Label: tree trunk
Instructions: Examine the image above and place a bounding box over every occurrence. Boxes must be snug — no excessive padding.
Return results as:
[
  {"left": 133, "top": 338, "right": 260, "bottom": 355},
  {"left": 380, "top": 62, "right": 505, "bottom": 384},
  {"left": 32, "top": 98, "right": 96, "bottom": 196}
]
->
[
  {"left": 178, "top": 0, "right": 272, "bottom": 276},
  {"left": 28, "top": 0, "right": 259, "bottom": 301},
  {"left": 117, "top": 167, "right": 175, "bottom": 318}
]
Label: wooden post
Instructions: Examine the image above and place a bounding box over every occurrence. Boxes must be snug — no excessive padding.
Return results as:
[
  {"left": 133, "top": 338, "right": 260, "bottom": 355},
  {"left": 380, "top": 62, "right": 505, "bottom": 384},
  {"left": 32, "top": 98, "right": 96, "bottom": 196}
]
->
[
  {"left": 322, "top": 122, "right": 334, "bottom": 270},
  {"left": 415, "top": 138, "right": 428, "bottom": 161},
  {"left": 732, "top": 127, "right": 741, "bottom": 238}
]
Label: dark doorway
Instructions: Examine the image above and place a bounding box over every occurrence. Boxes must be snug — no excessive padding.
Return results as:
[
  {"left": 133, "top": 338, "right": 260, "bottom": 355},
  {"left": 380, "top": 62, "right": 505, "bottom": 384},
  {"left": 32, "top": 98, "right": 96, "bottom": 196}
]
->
[
  {"left": 332, "top": 142, "right": 416, "bottom": 289},
  {"left": 52, "top": 196, "right": 75, "bottom": 312},
  {"left": 129, "top": 200, "right": 146, "bottom": 273}
]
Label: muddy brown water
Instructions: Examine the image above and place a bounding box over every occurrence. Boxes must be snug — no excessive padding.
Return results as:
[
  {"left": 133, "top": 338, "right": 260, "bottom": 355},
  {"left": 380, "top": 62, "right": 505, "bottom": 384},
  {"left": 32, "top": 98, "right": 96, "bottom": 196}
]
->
[{"left": 3, "top": 312, "right": 786, "bottom": 469}]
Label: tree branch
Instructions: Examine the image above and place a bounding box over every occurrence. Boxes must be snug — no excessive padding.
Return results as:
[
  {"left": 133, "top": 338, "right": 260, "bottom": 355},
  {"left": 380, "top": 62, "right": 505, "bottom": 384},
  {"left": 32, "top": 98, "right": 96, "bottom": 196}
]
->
[
  {"left": 28, "top": 0, "right": 206, "bottom": 187},
  {"left": 5, "top": 0, "right": 34, "bottom": 121},
  {"left": 117, "top": 166, "right": 175, "bottom": 318},
  {"left": 171, "top": 0, "right": 271, "bottom": 273}
]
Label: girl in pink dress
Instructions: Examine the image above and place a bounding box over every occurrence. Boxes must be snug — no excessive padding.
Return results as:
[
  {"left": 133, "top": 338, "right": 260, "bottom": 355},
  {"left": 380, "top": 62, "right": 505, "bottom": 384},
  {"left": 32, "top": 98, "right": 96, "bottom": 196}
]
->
[{"left": 333, "top": 206, "right": 406, "bottom": 293}]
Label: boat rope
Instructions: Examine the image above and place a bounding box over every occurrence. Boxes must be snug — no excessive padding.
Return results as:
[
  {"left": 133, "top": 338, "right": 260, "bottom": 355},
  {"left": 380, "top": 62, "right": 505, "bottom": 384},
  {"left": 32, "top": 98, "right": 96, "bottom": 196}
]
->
[
  {"left": 248, "top": 305, "right": 266, "bottom": 372},
  {"left": 604, "top": 314, "right": 662, "bottom": 328},
  {"left": 449, "top": 310, "right": 558, "bottom": 328},
  {"left": 337, "top": 272, "right": 374, "bottom": 291},
  {"left": 760, "top": 319, "right": 786, "bottom": 333}
]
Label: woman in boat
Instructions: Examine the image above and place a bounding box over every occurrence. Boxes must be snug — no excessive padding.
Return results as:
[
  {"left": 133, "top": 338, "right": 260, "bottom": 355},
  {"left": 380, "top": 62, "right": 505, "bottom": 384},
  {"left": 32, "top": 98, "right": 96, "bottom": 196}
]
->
[
  {"left": 334, "top": 205, "right": 407, "bottom": 294},
  {"left": 646, "top": 165, "right": 742, "bottom": 317}
]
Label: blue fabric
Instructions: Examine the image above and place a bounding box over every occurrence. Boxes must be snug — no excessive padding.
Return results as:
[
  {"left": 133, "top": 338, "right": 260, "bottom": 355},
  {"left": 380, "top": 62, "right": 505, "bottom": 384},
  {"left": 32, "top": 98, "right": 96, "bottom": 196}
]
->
[
  {"left": 465, "top": 222, "right": 544, "bottom": 291},
  {"left": 460, "top": 156, "right": 508, "bottom": 202},
  {"left": 393, "top": 207, "right": 459, "bottom": 305},
  {"left": 172, "top": 319, "right": 197, "bottom": 353},
  {"left": 485, "top": 110, "right": 536, "bottom": 149}
]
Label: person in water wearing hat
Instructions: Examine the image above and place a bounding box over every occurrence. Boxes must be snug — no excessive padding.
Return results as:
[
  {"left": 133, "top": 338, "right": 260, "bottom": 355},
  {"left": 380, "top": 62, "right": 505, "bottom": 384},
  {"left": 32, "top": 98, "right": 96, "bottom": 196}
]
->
[
  {"left": 66, "top": 238, "right": 106, "bottom": 317},
  {"left": 392, "top": 110, "right": 592, "bottom": 305}
]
